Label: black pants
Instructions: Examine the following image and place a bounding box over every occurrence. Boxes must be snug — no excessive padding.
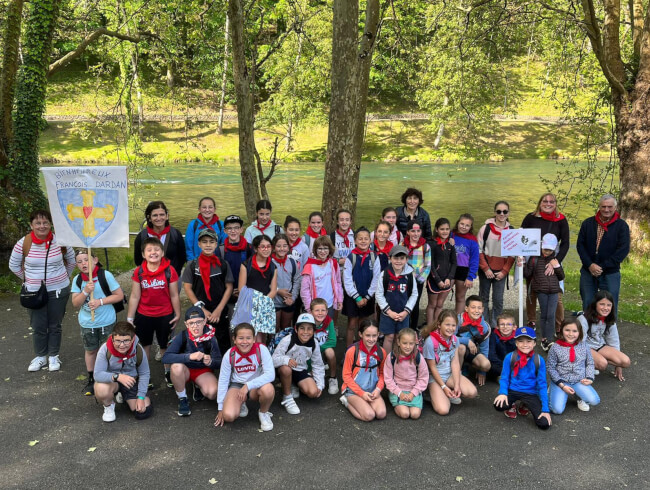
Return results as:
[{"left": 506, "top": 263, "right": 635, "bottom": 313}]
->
[
  {"left": 409, "top": 281, "right": 425, "bottom": 330},
  {"left": 494, "top": 390, "right": 550, "bottom": 430},
  {"left": 207, "top": 306, "right": 231, "bottom": 358}
]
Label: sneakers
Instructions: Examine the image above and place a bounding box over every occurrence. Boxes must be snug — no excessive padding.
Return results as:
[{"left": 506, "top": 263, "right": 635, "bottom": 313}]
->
[
  {"left": 517, "top": 403, "right": 530, "bottom": 416},
  {"left": 28, "top": 356, "right": 47, "bottom": 372},
  {"left": 239, "top": 402, "right": 249, "bottom": 418},
  {"left": 527, "top": 321, "right": 536, "bottom": 331},
  {"left": 577, "top": 399, "right": 590, "bottom": 412},
  {"left": 593, "top": 369, "right": 600, "bottom": 376},
  {"left": 48, "top": 356, "right": 61, "bottom": 371},
  {"left": 177, "top": 397, "right": 191, "bottom": 416},
  {"left": 339, "top": 394, "right": 349, "bottom": 408},
  {"left": 102, "top": 403, "right": 116, "bottom": 422},
  {"left": 115, "top": 392, "right": 124, "bottom": 404},
  {"left": 328, "top": 377, "right": 339, "bottom": 395},
  {"left": 450, "top": 397, "right": 462, "bottom": 405},
  {"left": 83, "top": 380, "right": 95, "bottom": 396},
  {"left": 165, "top": 371, "right": 173, "bottom": 388},
  {"left": 192, "top": 383, "right": 205, "bottom": 402},
  {"left": 258, "top": 411, "right": 274, "bottom": 431},
  {"left": 151, "top": 340, "right": 162, "bottom": 361},
  {"left": 504, "top": 405, "right": 517, "bottom": 419},
  {"left": 281, "top": 396, "right": 301, "bottom": 415},
  {"left": 541, "top": 339, "right": 553, "bottom": 352},
  {"left": 290, "top": 384, "right": 300, "bottom": 399}
]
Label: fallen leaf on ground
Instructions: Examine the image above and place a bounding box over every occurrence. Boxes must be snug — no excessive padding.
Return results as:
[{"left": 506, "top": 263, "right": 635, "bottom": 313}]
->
[
  {"left": 28, "top": 440, "right": 39, "bottom": 446},
  {"left": 256, "top": 453, "right": 262, "bottom": 458},
  {"left": 209, "top": 478, "right": 217, "bottom": 484},
  {"left": 88, "top": 447, "right": 96, "bottom": 452},
  {"left": 51, "top": 407, "right": 60, "bottom": 411},
  {"left": 456, "top": 476, "right": 464, "bottom": 482},
  {"left": 4, "top": 377, "right": 10, "bottom": 382},
  {"left": 604, "top": 427, "right": 611, "bottom": 431},
  {"left": 75, "top": 375, "right": 87, "bottom": 381}
]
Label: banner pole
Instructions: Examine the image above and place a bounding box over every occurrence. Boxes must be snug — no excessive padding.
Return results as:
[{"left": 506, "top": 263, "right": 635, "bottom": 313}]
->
[
  {"left": 518, "top": 256, "right": 524, "bottom": 329},
  {"left": 88, "top": 246, "right": 95, "bottom": 322}
]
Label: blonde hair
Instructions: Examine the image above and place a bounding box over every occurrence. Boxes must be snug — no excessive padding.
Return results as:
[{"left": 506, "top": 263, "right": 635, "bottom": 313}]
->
[
  {"left": 394, "top": 328, "right": 418, "bottom": 361},
  {"left": 421, "top": 309, "right": 457, "bottom": 337}
]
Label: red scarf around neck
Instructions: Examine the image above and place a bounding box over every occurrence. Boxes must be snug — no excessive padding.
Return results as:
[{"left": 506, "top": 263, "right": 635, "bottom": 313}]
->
[
  {"left": 405, "top": 237, "right": 426, "bottom": 255},
  {"left": 454, "top": 232, "right": 477, "bottom": 242},
  {"left": 351, "top": 247, "right": 370, "bottom": 266},
  {"left": 336, "top": 228, "right": 351, "bottom": 248},
  {"left": 386, "top": 266, "right": 405, "bottom": 283},
  {"left": 494, "top": 329, "right": 515, "bottom": 342},
  {"left": 597, "top": 316, "right": 607, "bottom": 324},
  {"left": 80, "top": 265, "right": 100, "bottom": 282},
  {"left": 289, "top": 237, "right": 303, "bottom": 250},
  {"left": 431, "top": 331, "right": 452, "bottom": 351},
  {"left": 306, "top": 256, "right": 332, "bottom": 267},
  {"left": 199, "top": 253, "right": 221, "bottom": 300},
  {"left": 434, "top": 237, "right": 449, "bottom": 248},
  {"left": 359, "top": 342, "right": 380, "bottom": 371},
  {"left": 106, "top": 335, "right": 136, "bottom": 363},
  {"left": 147, "top": 225, "right": 170, "bottom": 240},
  {"left": 595, "top": 211, "right": 620, "bottom": 232},
  {"left": 305, "top": 227, "right": 326, "bottom": 239},
  {"left": 488, "top": 222, "right": 508, "bottom": 239},
  {"left": 254, "top": 220, "right": 272, "bottom": 234},
  {"left": 233, "top": 344, "right": 259, "bottom": 365},
  {"left": 462, "top": 312, "right": 485, "bottom": 336},
  {"left": 539, "top": 211, "right": 565, "bottom": 222},
  {"left": 188, "top": 325, "right": 215, "bottom": 344},
  {"left": 315, "top": 315, "right": 333, "bottom": 334},
  {"left": 512, "top": 349, "right": 534, "bottom": 377},
  {"left": 224, "top": 236, "right": 248, "bottom": 252},
  {"left": 373, "top": 239, "right": 393, "bottom": 255},
  {"left": 197, "top": 213, "right": 220, "bottom": 229},
  {"left": 31, "top": 231, "right": 53, "bottom": 249},
  {"left": 141, "top": 257, "right": 171, "bottom": 279},
  {"left": 555, "top": 339, "right": 577, "bottom": 362},
  {"left": 272, "top": 253, "right": 289, "bottom": 271},
  {"left": 251, "top": 256, "right": 271, "bottom": 278}
]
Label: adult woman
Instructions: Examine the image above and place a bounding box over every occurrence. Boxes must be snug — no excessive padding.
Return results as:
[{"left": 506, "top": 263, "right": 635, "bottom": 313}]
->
[
  {"left": 395, "top": 187, "right": 432, "bottom": 240},
  {"left": 9, "top": 209, "right": 76, "bottom": 372},
  {"left": 477, "top": 201, "right": 515, "bottom": 326},
  {"left": 134, "top": 201, "right": 186, "bottom": 278},
  {"left": 185, "top": 196, "right": 226, "bottom": 261},
  {"left": 520, "top": 193, "right": 570, "bottom": 332}
]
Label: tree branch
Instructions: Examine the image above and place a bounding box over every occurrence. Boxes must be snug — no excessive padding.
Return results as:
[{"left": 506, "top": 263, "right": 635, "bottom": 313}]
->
[{"left": 255, "top": 22, "right": 297, "bottom": 71}]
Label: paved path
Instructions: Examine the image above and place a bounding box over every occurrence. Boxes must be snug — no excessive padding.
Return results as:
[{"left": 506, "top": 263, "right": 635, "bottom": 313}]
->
[{"left": 0, "top": 294, "right": 647, "bottom": 489}]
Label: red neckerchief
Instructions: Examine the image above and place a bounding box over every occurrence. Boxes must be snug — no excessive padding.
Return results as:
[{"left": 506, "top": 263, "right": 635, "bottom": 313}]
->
[
  {"left": 431, "top": 331, "right": 451, "bottom": 351},
  {"left": 336, "top": 228, "right": 351, "bottom": 248},
  {"left": 188, "top": 325, "right": 215, "bottom": 344},
  {"left": 405, "top": 237, "right": 426, "bottom": 255},
  {"left": 539, "top": 211, "right": 565, "bottom": 222},
  {"left": 140, "top": 257, "right": 171, "bottom": 279},
  {"left": 289, "top": 237, "right": 303, "bottom": 250},
  {"left": 373, "top": 239, "right": 393, "bottom": 255},
  {"left": 272, "top": 253, "right": 289, "bottom": 271},
  {"left": 251, "top": 256, "right": 271, "bottom": 278},
  {"left": 494, "top": 330, "right": 515, "bottom": 342},
  {"left": 351, "top": 247, "right": 370, "bottom": 266},
  {"left": 434, "top": 237, "right": 449, "bottom": 248},
  {"left": 597, "top": 316, "right": 606, "bottom": 323},
  {"left": 305, "top": 227, "right": 326, "bottom": 239},
  {"left": 488, "top": 223, "right": 508, "bottom": 239},
  {"left": 233, "top": 344, "right": 259, "bottom": 365},
  {"left": 30, "top": 231, "right": 53, "bottom": 249},
  {"left": 254, "top": 220, "right": 272, "bottom": 234},
  {"left": 315, "top": 315, "right": 333, "bottom": 334},
  {"left": 386, "top": 266, "right": 403, "bottom": 283},
  {"left": 197, "top": 213, "right": 220, "bottom": 229},
  {"left": 147, "top": 225, "right": 170, "bottom": 240},
  {"left": 398, "top": 350, "right": 416, "bottom": 363},
  {"left": 359, "top": 342, "right": 380, "bottom": 372},
  {"left": 453, "top": 232, "right": 477, "bottom": 242},
  {"left": 595, "top": 211, "right": 620, "bottom": 232},
  {"left": 198, "top": 253, "right": 221, "bottom": 300},
  {"left": 462, "top": 312, "right": 485, "bottom": 336},
  {"left": 80, "top": 265, "right": 100, "bottom": 282},
  {"left": 106, "top": 335, "right": 136, "bottom": 363},
  {"left": 555, "top": 340, "right": 577, "bottom": 362},
  {"left": 306, "top": 257, "right": 330, "bottom": 267},
  {"left": 224, "top": 236, "right": 248, "bottom": 252},
  {"left": 513, "top": 349, "right": 534, "bottom": 377}
]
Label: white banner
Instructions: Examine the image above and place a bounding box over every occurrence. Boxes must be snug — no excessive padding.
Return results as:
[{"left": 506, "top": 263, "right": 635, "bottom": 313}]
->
[
  {"left": 501, "top": 228, "right": 541, "bottom": 257},
  {"left": 41, "top": 166, "right": 129, "bottom": 248}
]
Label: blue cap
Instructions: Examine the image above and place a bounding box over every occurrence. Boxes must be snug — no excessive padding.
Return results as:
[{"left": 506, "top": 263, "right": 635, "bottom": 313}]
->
[{"left": 514, "top": 326, "right": 536, "bottom": 340}]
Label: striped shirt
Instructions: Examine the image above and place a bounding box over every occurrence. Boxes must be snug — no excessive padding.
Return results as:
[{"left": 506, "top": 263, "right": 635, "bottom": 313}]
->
[{"left": 9, "top": 235, "right": 75, "bottom": 292}]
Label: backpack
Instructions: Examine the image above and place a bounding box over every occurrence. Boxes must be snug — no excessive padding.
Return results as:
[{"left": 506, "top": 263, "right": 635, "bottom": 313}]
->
[
  {"left": 136, "top": 263, "right": 172, "bottom": 284},
  {"left": 429, "top": 333, "right": 458, "bottom": 364},
  {"left": 187, "top": 258, "right": 228, "bottom": 300},
  {"left": 349, "top": 341, "right": 385, "bottom": 370},
  {"left": 218, "top": 244, "right": 249, "bottom": 263},
  {"left": 272, "top": 257, "right": 298, "bottom": 293},
  {"left": 193, "top": 219, "right": 223, "bottom": 237},
  {"left": 76, "top": 268, "right": 126, "bottom": 313},
  {"left": 106, "top": 342, "right": 144, "bottom": 366},
  {"left": 229, "top": 343, "right": 262, "bottom": 367},
  {"left": 510, "top": 352, "right": 541, "bottom": 377},
  {"left": 348, "top": 251, "right": 377, "bottom": 270},
  {"left": 480, "top": 225, "right": 491, "bottom": 254},
  {"left": 389, "top": 351, "right": 422, "bottom": 377},
  {"left": 245, "top": 257, "right": 277, "bottom": 279},
  {"left": 382, "top": 270, "right": 414, "bottom": 297},
  {"left": 22, "top": 234, "right": 68, "bottom": 264},
  {"left": 268, "top": 327, "right": 293, "bottom": 355},
  {"left": 179, "top": 329, "right": 213, "bottom": 357}
]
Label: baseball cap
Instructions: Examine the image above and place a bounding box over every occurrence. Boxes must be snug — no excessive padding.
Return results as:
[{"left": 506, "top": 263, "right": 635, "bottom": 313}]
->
[
  {"left": 185, "top": 305, "right": 206, "bottom": 321},
  {"left": 224, "top": 215, "right": 244, "bottom": 227},
  {"left": 198, "top": 228, "right": 218, "bottom": 241},
  {"left": 296, "top": 313, "right": 315, "bottom": 326},
  {"left": 389, "top": 245, "right": 409, "bottom": 257},
  {"left": 541, "top": 233, "right": 558, "bottom": 250},
  {"left": 514, "top": 326, "right": 536, "bottom": 340}
]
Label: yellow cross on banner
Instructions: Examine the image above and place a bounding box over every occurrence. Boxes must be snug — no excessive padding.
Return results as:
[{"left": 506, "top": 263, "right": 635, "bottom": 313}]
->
[{"left": 66, "top": 190, "right": 115, "bottom": 238}]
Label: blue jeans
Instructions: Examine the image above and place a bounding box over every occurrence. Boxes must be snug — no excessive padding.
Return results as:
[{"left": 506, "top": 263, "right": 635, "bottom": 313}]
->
[
  {"left": 537, "top": 292, "right": 558, "bottom": 341},
  {"left": 478, "top": 270, "right": 506, "bottom": 327},
  {"left": 579, "top": 269, "right": 621, "bottom": 315},
  {"left": 549, "top": 382, "right": 600, "bottom": 414}
]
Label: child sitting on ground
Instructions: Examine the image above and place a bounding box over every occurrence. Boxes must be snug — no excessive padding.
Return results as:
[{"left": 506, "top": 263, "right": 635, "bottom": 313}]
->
[
  {"left": 488, "top": 314, "right": 517, "bottom": 381},
  {"left": 456, "top": 295, "right": 491, "bottom": 386},
  {"left": 272, "top": 313, "right": 325, "bottom": 415},
  {"left": 493, "top": 327, "right": 551, "bottom": 430},
  {"left": 311, "top": 298, "right": 339, "bottom": 395}
]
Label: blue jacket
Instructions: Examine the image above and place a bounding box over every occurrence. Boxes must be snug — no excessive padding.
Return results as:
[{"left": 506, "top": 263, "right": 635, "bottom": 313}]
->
[
  {"left": 162, "top": 328, "right": 223, "bottom": 370},
  {"left": 576, "top": 216, "right": 630, "bottom": 274},
  {"left": 499, "top": 351, "right": 549, "bottom": 412},
  {"left": 488, "top": 330, "right": 516, "bottom": 374},
  {"left": 185, "top": 218, "right": 227, "bottom": 261}
]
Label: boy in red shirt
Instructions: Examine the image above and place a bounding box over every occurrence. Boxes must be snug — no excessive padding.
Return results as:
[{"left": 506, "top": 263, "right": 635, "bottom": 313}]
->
[{"left": 127, "top": 237, "right": 181, "bottom": 387}]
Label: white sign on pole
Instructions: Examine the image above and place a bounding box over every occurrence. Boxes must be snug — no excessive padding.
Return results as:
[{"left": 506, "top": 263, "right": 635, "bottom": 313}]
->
[
  {"left": 41, "top": 166, "right": 129, "bottom": 248},
  {"left": 500, "top": 228, "right": 541, "bottom": 257}
]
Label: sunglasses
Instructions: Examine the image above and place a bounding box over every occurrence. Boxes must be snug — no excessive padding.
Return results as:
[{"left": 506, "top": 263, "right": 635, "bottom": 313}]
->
[{"left": 495, "top": 209, "right": 509, "bottom": 215}]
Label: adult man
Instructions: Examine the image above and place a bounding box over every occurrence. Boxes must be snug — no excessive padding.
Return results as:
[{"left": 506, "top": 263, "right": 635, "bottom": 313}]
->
[{"left": 576, "top": 194, "right": 630, "bottom": 314}]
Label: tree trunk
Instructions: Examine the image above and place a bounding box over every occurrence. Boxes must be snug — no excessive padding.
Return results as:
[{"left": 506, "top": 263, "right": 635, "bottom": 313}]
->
[
  {"left": 166, "top": 61, "right": 174, "bottom": 89},
  {"left": 217, "top": 13, "right": 230, "bottom": 135},
  {"left": 433, "top": 95, "right": 449, "bottom": 149},
  {"left": 285, "top": 33, "right": 303, "bottom": 152},
  {"left": 228, "top": 0, "right": 261, "bottom": 221}
]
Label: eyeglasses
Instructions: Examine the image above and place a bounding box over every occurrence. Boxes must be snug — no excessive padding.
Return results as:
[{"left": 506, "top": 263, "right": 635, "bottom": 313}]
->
[
  {"left": 317, "top": 247, "right": 330, "bottom": 251},
  {"left": 186, "top": 320, "right": 204, "bottom": 328},
  {"left": 113, "top": 338, "right": 132, "bottom": 345},
  {"left": 225, "top": 226, "right": 241, "bottom": 231},
  {"left": 498, "top": 323, "right": 515, "bottom": 327},
  {"left": 495, "top": 209, "right": 509, "bottom": 215}
]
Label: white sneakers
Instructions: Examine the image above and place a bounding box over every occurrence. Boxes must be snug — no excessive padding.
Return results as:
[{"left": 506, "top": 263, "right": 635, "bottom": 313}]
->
[
  {"left": 28, "top": 356, "right": 47, "bottom": 372},
  {"left": 328, "top": 378, "right": 339, "bottom": 395},
  {"left": 290, "top": 384, "right": 300, "bottom": 399},
  {"left": 339, "top": 394, "right": 349, "bottom": 408},
  {"left": 103, "top": 403, "right": 116, "bottom": 422},
  {"left": 258, "top": 411, "right": 273, "bottom": 431},
  {"left": 281, "top": 396, "right": 301, "bottom": 415},
  {"left": 48, "top": 355, "right": 61, "bottom": 371},
  {"left": 239, "top": 402, "right": 249, "bottom": 418},
  {"left": 577, "top": 399, "right": 590, "bottom": 412}
]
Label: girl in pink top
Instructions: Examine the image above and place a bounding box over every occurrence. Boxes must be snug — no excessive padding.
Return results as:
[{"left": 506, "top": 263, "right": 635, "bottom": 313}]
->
[
  {"left": 384, "top": 328, "right": 429, "bottom": 419},
  {"left": 300, "top": 235, "right": 343, "bottom": 317}
]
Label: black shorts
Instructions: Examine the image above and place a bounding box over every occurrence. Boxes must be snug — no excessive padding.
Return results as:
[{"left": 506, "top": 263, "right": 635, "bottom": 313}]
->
[
  {"left": 134, "top": 312, "right": 175, "bottom": 348},
  {"left": 291, "top": 369, "right": 311, "bottom": 385},
  {"left": 276, "top": 304, "right": 296, "bottom": 313},
  {"left": 455, "top": 266, "right": 469, "bottom": 282},
  {"left": 342, "top": 294, "right": 376, "bottom": 318},
  {"left": 116, "top": 379, "right": 140, "bottom": 401}
]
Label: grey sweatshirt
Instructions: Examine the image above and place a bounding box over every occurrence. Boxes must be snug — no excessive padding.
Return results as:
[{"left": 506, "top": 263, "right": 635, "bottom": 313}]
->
[{"left": 94, "top": 336, "right": 150, "bottom": 398}]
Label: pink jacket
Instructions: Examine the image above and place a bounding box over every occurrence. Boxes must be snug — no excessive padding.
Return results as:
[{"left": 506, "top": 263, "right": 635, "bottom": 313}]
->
[{"left": 300, "top": 259, "right": 343, "bottom": 311}]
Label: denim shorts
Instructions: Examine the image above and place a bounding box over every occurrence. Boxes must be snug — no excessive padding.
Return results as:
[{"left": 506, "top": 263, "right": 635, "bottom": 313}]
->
[{"left": 379, "top": 314, "right": 410, "bottom": 335}]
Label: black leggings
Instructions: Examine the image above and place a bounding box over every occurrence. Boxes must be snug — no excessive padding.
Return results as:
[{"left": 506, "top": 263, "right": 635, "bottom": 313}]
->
[{"left": 494, "top": 390, "right": 550, "bottom": 430}]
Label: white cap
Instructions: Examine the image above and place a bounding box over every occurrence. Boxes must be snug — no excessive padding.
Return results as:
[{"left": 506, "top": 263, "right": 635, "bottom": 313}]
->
[{"left": 296, "top": 313, "right": 315, "bottom": 325}]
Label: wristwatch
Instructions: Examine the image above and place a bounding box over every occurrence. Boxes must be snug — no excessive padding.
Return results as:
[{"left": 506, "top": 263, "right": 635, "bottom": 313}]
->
[{"left": 112, "top": 373, "right": 119, "bottom": 382}]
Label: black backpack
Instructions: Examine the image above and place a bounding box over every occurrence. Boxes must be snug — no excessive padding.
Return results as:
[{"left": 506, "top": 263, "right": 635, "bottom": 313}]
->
[
  {"left": 76, "top": 268, "right": 126, "bottom": 313},
  {"left": 510, "top": 352, "right": 541, "bottom": 377},
  {"left": 193, "top": 219, "right": 223, "bottom": 236},
  {"left": 349, "top": 341, "right": 385, "bottom": 370}
]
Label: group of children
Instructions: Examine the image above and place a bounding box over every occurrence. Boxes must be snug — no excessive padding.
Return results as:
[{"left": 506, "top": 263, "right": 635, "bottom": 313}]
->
[{"left": 68, "top": 196, "right": 630, "bottom": 431}]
